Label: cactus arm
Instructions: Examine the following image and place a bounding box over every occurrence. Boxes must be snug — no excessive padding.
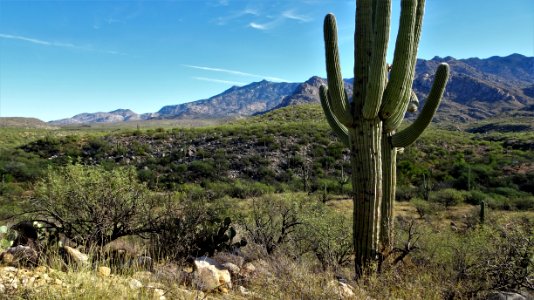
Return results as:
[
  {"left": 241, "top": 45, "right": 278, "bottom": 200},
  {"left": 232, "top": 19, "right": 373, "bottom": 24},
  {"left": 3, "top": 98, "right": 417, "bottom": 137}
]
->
[
  {"left": 391, "top": 63, "right": 449, "bottom": 147},
  {"left": 413, "top": 0, "right": 426, "bottom": 47},
  {"left": 362, "top": 0, "right": 391, "bottom": 119},
  {"left": 320, "top": 86, "right": 350, "bottom": 147},
  {"left": 379, "top": 0, "right": 418, "bottom": 123},
  {"left": 324, "top": 14, "right": 353, "bottom": 126},
  {"left": 382, "top": 0, "right": 426, "bottom": 131},
  {"left": 353, "top": 0, "right": 373, "bottom": 114}
]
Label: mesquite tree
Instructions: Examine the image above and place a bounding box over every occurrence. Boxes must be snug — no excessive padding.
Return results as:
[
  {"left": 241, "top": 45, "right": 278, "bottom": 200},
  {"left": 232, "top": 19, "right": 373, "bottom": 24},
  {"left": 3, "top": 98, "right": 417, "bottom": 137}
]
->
[{"left": 318, "top": 0, "right": 449, "bottom": 275}]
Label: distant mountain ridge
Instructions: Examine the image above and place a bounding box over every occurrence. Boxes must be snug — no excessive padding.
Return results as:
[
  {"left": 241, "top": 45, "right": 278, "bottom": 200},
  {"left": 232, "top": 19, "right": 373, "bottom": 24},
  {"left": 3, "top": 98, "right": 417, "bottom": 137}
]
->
[
  {"left": 49, "top": 53, "right": 534, "bottom": 125},
  {"left": 0, "top": 117, "right": 56, "bottom": 129},
  {"left": 50, "top": 109, "right": 145, "bottom": 125},
  {"left": 156, "top": 80, "right": 299, "bottom": 119}
]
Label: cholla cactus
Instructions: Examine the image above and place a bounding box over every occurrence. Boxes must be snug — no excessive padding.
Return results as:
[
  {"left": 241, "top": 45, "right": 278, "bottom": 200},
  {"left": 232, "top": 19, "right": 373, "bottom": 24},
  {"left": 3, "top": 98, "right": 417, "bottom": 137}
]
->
[{"left": 318, "top": 0, "right": 449, "bottom": 275}]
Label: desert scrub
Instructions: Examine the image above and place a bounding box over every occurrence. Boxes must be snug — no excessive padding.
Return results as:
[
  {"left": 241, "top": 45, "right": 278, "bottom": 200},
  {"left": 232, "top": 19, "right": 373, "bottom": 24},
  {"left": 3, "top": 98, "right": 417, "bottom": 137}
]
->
[
  {"left": 29, "top": 164, "right": 168, "bottom": 248},
  {"left": 409, "top": 217, "right": 533, "bottom": 298},
  {"left": 410, "top": 197, "right": 443, "bottom": 219},
  {"left": 294, "top": 202, "right": 353, "bottom": 271},
  {"left": 430, "top": 188, "right": 467, "bottom": 208}
]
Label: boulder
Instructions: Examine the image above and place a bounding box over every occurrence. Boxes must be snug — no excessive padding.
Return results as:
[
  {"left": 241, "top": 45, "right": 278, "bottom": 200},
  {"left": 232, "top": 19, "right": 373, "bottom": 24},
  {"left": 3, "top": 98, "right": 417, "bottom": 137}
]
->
[
  {"left": 221, "top": 262, "right": 240, "bottom": 276},
  {"left": 129, "top": 278, "right": 143, "bottom": 290},
  {"left": 328, "top": 280, "right": 355, "bottom": 299},
  {"left": 240, "top": 262, "right": 256, "bottom": 278},
  {"left": 487, "top": 292, "right": 528, "bottom": 300},
  {"left": 192, "top": 256, "right": 232, "bottom": 292},
  {"left": 0, "top": 245, "right": 39, "bottom": 267},
  {"left": 97, "top": 266, "right": 111, "bottom": 277},
  {"left": 61, "top": 246, "right": 89, "bottom": 266},
  {"left": 213, "top": 252, "right": 245, "bottom": 268},
  {"left": 237, "top": 285, "right": 257, "bottom": 297}
]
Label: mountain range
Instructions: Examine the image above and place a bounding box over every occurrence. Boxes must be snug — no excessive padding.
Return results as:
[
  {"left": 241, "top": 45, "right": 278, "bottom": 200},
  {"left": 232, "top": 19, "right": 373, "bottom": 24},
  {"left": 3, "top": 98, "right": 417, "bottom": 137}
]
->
[{"left": 49, "top": 53, "right": 534, "bottom": 125}]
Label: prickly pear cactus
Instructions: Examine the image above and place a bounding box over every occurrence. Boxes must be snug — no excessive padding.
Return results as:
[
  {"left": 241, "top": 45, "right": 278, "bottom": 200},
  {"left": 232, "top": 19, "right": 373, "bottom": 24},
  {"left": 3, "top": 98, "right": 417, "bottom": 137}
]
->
[{"left": 198, "top": 217, "right": 246, "bottom": 256}]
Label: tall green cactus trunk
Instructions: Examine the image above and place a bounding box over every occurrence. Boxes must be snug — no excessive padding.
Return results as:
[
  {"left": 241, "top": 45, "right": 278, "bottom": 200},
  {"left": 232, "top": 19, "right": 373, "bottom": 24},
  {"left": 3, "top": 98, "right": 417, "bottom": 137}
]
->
[
  {"left": 350, "top": 119, "right": 383, "bottom": 272},
  {"left": 380, "top": 132, "right": 396, "bottom": 250},
  {"left": 318, "top": 0, "right": 449, "bottom": 276}
]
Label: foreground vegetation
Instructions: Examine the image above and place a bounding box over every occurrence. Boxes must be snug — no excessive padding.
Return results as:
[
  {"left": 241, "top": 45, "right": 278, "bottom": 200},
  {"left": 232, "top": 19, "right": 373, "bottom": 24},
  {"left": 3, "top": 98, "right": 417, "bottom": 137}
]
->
[
  {"left": 0, "top": 105, "right": 532, "bottom": 298},
  {"left": 0, "top": 166, "right": 531, "bottom": 299}
]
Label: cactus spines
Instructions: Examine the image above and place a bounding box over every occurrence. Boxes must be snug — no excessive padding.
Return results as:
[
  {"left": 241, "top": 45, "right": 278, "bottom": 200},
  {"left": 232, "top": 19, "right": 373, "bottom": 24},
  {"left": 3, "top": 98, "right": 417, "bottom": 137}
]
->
[{"left": 318, "top": 0, "right": 449, "bottom": 275}]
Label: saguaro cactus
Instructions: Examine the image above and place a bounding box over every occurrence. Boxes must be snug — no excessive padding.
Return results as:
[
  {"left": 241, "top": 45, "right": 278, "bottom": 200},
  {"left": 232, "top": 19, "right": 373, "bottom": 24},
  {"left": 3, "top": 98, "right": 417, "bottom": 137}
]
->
[
  {"left": 318, "top": 0, "right": 449, "bottom": 275},
  {"left": 479, "top": 200, "right": 486, "bottom": 224}
]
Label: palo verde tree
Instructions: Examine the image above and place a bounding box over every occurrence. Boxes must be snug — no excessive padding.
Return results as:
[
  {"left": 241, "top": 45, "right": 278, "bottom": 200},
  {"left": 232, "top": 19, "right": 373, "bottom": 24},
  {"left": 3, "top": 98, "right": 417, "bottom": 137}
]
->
[{"left": 318, "top": 0, "right": 449, "bottom": 275}]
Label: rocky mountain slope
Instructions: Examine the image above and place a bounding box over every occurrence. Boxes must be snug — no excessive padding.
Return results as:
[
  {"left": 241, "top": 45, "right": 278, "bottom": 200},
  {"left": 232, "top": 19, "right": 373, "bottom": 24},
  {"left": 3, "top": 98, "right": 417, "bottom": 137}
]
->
[
  {"left": 50, "top": 109, "right": 144, "bottom": 125},
  {"left": 156, "top": 80, "right": 299, "bottom": 119},
  {"left": 0, "top": 117, "right": 56, "bottom": 129},
  {"left": 413, "top": 54, "right": 534, "bottom": 122},
  {"left": 49, "top": 54, "right": 533, "bottom": 125}
]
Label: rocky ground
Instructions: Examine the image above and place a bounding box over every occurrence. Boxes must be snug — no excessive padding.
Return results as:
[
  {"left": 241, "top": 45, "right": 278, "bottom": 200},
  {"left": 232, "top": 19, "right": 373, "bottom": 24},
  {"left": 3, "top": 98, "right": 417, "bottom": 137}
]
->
[{"left": 0, "top": 258, "right": 356, "bottom": 300}]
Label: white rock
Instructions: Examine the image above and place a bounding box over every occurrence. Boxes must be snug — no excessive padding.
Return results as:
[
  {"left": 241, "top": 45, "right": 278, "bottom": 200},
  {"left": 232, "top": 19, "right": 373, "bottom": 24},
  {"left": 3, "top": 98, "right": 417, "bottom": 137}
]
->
[
  {"left": 328, "top": 280, "right": 355, "bottom": 299},
  {"left": 63, "top": 246, "right": 89, "bottom": 266},
  {"left": 2, "top": 266, "right": 18, "bottom": 272},
  {"left": 193, "top": 256, "right": 232, "bottom": 292},
  {"left": 238, "top": 285, "right": 254, "bottom": 296},
  {"left": 129, "top": 278, "right": 143, "bottom": 290},
  {"left": 97, "top": 266, "right": 111, "bottom": 277},
  {"left": 339, "top": 282, "right": 355, "bottom": 298},
  {"left": 221, "top": 262, "right": 240, "bottom": 275},
  {"left": 242, "top": 262, "right": 256, "bottom": 273},
  {"left": 153, "top": 288, "right": 166, "bottom": 300}
]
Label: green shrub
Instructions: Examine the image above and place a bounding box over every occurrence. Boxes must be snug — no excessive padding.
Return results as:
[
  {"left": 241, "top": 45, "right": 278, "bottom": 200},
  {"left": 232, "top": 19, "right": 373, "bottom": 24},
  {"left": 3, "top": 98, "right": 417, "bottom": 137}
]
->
[
  {"left": 396, "top": 185, "right": 418, "bottom": 201},
  {"left": 415, "top": 219, "right": 533, "bottom": 298},
  {"left": 464, "top": 190, "right": 488, "bottom": 205},
  {"left": 188, "top": 160, "right": 215, "bottom": 179},
  {"left": 430, "top": 188, "right": 466, "bottom": 208},
  {"left": 244, "top": 194, "right": 309, "bottom": 255},
  {"left": 512, "top": 196, "right": 534, "bottom": 211},
  {"left": 411, "top": 198, "right": 442, "bottom": 219},
  {"left": 176, "top": 183, "right": 207, "bottom": 201},
  {"left": 31, "top": 164, "right": 165, "bottom": 247},
  {"left": 150, "top": 198, "right": 242, "bottom": 260},
  {"left": 296, "top": 202, "right": 353, "bottom": 270},
  {"left": 231, "top": 180, "right": 275, "bottom": 198}
]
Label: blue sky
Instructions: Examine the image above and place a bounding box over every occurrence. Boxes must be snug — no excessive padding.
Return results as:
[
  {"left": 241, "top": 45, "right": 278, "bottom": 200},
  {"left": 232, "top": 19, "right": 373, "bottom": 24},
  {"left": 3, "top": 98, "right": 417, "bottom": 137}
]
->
[{"left": 1, "top": 0, "right": 533, "bottom": 121}]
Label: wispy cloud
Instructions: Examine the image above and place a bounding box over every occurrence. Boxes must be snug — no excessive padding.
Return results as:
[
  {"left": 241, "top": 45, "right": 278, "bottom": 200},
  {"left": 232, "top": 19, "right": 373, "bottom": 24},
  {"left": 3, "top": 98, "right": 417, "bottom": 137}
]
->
[
  {"left": 248, "top": 22, "right": 270, "bottom": 30},
  {"left": 248, "top": 9, "right": 312, "bottom": 31},
  {"left": 214, "top": 7, "right": 258, "bottom": 26},
  {"left": 193, "top": 77, "right": 246, "bottom": 86},
  {"left": 282, "top": 10, "right": 312, "bottom": 22},
  {"left": 0, "top": 33, "right": 124, "bottom": 55},
  {"left": 0, "top": 33, "right": 75, "bottom": 47},
  {"left": 248, "top": 18, "right": 285, "bottom": 31},
  {"left": 183, "top": 64, "right": 288, "bottom": 82}
]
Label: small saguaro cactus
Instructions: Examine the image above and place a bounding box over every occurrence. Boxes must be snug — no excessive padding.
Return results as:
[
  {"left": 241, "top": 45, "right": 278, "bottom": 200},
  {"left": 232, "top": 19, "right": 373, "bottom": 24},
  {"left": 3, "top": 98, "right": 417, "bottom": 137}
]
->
[
  {"left": 480, "top": 200, "right": 486, "bottom": 224},
  {"left": 318, "top": 0, "right": 449, "bottom": 275}
]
